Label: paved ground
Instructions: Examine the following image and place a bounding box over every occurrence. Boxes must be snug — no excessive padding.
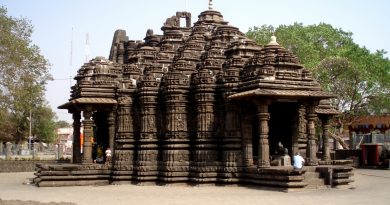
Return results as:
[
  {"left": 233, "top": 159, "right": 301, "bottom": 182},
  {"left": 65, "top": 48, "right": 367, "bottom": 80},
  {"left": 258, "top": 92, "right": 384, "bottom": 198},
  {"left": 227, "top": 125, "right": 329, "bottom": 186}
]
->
[{"left": 0, "top": 169, "right": 389, "bottom": 205}]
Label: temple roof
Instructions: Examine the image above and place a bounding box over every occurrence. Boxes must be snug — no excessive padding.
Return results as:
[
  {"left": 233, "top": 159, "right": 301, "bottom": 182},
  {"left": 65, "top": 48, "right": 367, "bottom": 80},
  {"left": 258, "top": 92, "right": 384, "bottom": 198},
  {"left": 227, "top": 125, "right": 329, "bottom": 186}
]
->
[
  {"left": 229, "top": 89, "right": 334, "bottom": 99},
  {"left": 315, "top": 99, "right": 340, "bottom": 115},
  {"left": 58, "top": 98, "right": 117, "bottom": 109},
  {"left": 60, "top": 6, "right": 337, "bottom": 112}
]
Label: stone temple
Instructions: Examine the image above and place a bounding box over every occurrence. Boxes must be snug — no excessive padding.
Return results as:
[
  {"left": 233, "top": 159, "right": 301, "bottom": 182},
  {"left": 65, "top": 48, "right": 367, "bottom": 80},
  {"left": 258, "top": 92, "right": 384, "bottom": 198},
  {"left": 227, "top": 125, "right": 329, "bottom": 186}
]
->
[{"left": 34, "top": 3, "right": 354, "bottom": 189}]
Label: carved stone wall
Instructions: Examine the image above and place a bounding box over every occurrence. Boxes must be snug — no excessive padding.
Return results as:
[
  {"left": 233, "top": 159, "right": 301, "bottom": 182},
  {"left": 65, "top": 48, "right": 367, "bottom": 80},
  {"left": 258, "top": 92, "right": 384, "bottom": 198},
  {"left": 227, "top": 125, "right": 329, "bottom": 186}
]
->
[{"left": 61, "top": 7, "right": 342, "bottom": 187}]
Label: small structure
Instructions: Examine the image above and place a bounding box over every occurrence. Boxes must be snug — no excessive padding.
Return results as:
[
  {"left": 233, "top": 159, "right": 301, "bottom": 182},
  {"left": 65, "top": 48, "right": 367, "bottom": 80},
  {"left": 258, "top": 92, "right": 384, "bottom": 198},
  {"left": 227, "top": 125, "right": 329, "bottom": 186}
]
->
[
  {"left": 34, "top": 3, "right": 353, "bottom": 189},
  {"left": 349, "top": 115, "right": 390, "bottom": 167},
  {"left": 55, "top": 127, "right": 74, "bottom": 155}
]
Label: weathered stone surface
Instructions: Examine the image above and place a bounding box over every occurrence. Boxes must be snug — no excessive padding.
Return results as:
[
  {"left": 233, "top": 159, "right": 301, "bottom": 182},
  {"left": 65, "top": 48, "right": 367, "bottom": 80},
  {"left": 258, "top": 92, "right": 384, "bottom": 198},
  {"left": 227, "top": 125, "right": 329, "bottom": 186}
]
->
[{"left": 48, "top": 4, "right": 354, "bottom": 189}]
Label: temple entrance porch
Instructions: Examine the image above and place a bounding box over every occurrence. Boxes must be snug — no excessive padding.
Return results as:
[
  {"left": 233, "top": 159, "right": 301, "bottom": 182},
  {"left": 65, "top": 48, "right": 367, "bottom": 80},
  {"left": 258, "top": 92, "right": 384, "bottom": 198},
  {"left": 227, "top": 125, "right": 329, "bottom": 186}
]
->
[
  {"left": 268, "top": 101, "right": 298, "bottom": 157},
  {"left": 240, "top": 99, "right": 313, "bottom": 168}
]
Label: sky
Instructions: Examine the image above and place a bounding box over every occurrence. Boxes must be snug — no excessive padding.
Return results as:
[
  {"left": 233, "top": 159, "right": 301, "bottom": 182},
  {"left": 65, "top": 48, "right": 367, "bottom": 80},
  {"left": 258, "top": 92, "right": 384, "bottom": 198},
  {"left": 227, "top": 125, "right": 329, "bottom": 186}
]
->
[{"left": 1, "top": 0, "right": 390, "bottom": 123}]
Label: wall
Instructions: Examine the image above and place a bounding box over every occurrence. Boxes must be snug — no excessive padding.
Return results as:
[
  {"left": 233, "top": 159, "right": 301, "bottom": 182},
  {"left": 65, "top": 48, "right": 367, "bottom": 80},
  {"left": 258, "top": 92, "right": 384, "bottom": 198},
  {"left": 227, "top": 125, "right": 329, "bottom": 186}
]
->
[{"left": 0, "top": 160, "right": 57, "bottom": 172}]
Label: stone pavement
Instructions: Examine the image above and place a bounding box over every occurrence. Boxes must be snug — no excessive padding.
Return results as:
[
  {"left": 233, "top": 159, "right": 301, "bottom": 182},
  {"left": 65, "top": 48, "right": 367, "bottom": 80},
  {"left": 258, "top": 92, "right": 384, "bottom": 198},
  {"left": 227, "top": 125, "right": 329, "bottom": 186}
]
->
[{"left": 0, "top": 169, "right": 389, "bottom": 205}]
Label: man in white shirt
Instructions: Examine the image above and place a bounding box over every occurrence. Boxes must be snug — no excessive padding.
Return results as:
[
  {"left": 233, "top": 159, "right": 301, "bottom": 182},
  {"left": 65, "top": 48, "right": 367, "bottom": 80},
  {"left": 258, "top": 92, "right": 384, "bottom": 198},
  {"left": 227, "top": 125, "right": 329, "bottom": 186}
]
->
[
  {"left": 105, "top": 148, "right": 112, "bottom": 164},
  {"left": 293, "top": 152, "right": 305, "bottom": 169}
]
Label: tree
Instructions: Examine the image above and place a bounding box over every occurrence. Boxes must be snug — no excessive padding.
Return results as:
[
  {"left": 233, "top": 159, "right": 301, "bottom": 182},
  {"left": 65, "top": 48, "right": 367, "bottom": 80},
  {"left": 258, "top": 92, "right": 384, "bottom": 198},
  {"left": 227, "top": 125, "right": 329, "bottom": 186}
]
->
[
  {"left": 247, "top": 23, "right": 390, "bottom": 148},
  {"left": 34, "top": 106, "right": 57, "bottom": 143},
  {"left": 56, "top": 120, "right": 71, "bottom": 128},
  {"left": 0, "top": 6, "right": 55, "bottom": 143}
]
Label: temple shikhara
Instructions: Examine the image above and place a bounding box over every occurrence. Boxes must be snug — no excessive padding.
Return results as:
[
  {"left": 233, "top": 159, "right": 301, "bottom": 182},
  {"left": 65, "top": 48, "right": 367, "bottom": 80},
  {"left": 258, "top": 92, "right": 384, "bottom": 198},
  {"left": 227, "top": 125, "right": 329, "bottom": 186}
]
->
[{"left": 34, "top": 2, "right": 354, "bottom": 189}]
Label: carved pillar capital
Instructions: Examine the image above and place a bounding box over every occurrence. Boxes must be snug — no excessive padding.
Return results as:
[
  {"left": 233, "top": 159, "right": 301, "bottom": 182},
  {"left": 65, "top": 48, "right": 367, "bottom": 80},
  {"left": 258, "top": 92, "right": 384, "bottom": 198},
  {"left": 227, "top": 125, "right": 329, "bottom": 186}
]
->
[{"left": 83, "top": 110, "right": 93, "bottom": 120}]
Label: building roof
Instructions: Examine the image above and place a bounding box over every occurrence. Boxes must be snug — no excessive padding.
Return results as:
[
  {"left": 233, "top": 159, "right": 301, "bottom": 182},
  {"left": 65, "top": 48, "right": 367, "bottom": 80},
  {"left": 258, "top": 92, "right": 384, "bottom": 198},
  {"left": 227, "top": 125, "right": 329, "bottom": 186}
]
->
[
  {"left": 59, "top": 6, "right": 337, "bottom": 113},
  {"left": 349, "top": 115, "right": 390, "bottom": 132},
  {"left": 229, "top": 89, "right": 334, "bottom": 99},
  {"left": 58, "top": 97, "right": 117, "bottom": 109}
]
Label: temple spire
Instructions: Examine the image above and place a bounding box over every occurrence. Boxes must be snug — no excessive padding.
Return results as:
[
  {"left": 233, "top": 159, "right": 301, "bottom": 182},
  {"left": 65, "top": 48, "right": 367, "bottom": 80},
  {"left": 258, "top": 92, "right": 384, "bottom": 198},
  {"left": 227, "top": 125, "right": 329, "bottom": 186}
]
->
[
  {"left": 268, "top": 34, "right": 279, "bottom": 46},
  {"left": 208, "top": 0, "right": 213, "bottom": 10}
]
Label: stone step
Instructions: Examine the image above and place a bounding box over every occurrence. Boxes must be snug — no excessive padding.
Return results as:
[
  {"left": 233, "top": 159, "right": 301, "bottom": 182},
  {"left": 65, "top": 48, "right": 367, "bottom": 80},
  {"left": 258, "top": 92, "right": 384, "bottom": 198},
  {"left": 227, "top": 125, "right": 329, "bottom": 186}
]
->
[{"left": 303, "top": 170, "right": 326, "bottom": 189}]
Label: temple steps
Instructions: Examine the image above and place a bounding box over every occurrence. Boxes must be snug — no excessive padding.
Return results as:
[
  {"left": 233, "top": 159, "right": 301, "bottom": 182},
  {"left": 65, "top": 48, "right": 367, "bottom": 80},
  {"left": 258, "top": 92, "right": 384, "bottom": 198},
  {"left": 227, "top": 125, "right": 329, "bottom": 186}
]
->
[
  {"left": 332, "top": 166, "right": 354, "bottom": 186},
  {"left": 302, "top": 168, "right": 327, "bottom": 189},
  {"left": 302, "top": 165, "right": 355, "bottom": 189},
  {"left": 33, "top": 163, "right": 111, "bottom": 187},
  {"left": 243, "top": 166, "right": 307, "bottom": 190},
  {"left": 33, "top": 163, "right": 354, "bottom": 190}
]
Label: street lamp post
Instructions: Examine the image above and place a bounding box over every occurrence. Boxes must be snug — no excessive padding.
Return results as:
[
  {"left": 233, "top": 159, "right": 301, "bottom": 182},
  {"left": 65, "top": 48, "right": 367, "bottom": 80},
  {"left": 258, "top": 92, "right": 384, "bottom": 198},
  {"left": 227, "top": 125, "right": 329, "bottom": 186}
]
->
[{"left": 28, "top": 110, "right": 32, "bottom": 151}]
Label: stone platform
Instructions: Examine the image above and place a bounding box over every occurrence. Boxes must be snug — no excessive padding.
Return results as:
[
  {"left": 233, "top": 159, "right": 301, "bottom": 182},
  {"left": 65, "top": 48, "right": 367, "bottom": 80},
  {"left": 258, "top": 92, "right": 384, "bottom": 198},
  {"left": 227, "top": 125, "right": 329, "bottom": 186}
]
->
[{"left": 33, "top": 162, "right": 354, "bottom": 191}]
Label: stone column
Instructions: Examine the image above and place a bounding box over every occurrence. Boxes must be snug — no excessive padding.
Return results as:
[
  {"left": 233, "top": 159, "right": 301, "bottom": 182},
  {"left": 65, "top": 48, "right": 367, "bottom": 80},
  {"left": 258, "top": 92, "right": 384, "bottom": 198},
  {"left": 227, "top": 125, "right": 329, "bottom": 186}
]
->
[
  {"left": 321, "top": 117, "right": 331, "bottom": 161},
  {"left": 137, "top": 72, "right": 159, "bottom": 181},
  {"left": 241, "top": 114, "right": 254, "bottom": 167},
  {"left": 192, "top": 68, "right": 218, "bottom": 182},
  {"left": 113, "top": 94, "right": 136, "bottom": 176},
  {"left": 108, "top": 108, "right": 116, "bottom": 151},
  {"left": 256, "top": 102, "right": 270, "bottom": 168},
  {"left": 160, "top": 70, "right": 190, "bottom": 182},
  {"left": 72, "top": 112, "right": 82, "bottom": 163},
  {"left": 5, "top": 142, "right": 12, "bottom": 160},
  {"left": 82, "top": 110, "right": 94, "bottom": 164},
  {"left": 306, "top": 103, "right": 318, "bottom": 165}
]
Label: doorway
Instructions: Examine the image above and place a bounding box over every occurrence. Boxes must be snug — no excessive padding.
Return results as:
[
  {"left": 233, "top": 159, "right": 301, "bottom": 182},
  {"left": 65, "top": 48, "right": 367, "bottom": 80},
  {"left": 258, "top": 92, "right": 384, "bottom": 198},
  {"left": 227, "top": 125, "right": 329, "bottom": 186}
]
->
[
  {"left": 92, "top": 111, "right": 110, "bottom": 163},
  {"left": 268, "top": 102, "right": 298, "bottom": 156}
]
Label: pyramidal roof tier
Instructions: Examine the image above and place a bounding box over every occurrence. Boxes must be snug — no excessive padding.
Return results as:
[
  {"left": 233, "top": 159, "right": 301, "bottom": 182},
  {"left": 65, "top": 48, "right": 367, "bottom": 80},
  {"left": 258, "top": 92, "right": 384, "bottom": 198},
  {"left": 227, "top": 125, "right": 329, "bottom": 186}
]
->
[{"left": 61, "top": 6, "right": 335, "bottom": 110}]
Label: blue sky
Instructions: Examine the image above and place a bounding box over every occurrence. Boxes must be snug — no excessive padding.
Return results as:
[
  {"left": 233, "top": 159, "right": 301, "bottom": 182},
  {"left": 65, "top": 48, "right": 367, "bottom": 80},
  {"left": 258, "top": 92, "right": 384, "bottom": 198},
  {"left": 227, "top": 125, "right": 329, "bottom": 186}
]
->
[{"left": 1, "top": 0, "right": 389, "bottom": 122}]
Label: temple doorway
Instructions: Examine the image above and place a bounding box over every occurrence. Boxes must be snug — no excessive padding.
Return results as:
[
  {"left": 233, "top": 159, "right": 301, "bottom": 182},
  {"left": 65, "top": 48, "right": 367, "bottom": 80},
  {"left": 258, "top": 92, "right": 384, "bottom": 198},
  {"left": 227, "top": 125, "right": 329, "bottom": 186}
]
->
[
  {"left": 268, "top": 102, "right": 298, "bottom": 157},
  {"left": 92, "top": 111, "right": 110, "bottom": 162}
]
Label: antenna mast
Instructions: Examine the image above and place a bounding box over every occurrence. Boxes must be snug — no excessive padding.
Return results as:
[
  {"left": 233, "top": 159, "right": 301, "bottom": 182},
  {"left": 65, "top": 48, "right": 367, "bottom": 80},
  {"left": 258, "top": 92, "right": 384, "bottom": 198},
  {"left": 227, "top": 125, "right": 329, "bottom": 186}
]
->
[
  {"left": 85, "top": 32, "right": 90, "bottom": 63},
  {"left": 69, "top": 27, "right": 73, "bottom": 87}
]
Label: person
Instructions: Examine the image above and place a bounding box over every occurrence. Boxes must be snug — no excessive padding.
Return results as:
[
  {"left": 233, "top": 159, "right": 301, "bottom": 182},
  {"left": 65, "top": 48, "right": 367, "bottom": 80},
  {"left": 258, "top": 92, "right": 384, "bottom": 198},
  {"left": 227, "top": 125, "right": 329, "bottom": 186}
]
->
[
  {"left": 277, "top": 141, "right": 284, "bottom": 155},
  {"left": 105, "top": 147, "right": 112, "bottom": 164},
  {"left": 293, "top": 152, "right": 305, "bottom": 170}
]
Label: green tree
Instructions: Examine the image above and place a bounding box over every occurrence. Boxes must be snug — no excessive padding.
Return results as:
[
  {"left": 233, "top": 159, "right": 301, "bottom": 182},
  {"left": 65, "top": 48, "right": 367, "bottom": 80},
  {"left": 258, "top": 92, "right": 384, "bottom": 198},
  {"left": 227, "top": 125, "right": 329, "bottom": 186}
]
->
[
  {"left": 34, "top": 106, "right": 57, "bottom": 143},
  {"left": 0, "top": 6, "right": 55, "bottom": 143},
  {"left": 247, "top": 23, "right": 390, "bottom": 148},
  {"left": 56, "top": 120, "right": 71, "bottom": 128}
]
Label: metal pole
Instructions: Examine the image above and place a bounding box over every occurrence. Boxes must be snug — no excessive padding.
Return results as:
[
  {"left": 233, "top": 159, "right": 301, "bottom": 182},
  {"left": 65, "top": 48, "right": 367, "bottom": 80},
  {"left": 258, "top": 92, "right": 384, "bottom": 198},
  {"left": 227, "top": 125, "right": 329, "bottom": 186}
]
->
[{"left": 29, "top": 110, "right": 32, "bottom": 151}]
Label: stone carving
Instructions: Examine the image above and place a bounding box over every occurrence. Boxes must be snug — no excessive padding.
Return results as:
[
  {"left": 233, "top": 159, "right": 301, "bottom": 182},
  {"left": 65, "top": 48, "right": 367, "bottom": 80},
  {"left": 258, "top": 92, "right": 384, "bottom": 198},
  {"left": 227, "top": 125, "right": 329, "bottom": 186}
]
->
[{"left": 55, "top": 4, "right": 351, "bottom": 189}]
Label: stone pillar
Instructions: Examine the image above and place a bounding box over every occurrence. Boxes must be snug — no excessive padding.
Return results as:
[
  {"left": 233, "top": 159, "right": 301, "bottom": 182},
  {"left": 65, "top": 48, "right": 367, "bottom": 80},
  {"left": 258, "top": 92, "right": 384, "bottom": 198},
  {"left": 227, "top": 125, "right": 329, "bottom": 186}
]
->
[
  {"left": 108, "top": 109, "right": 116, "bottom": 152},
  {"left": 321, "top": 117, "right": 331, "bottom": 161},
  {"left": 241, "top": 114, "right": 254, "bottom": 167},
  {"left": 137, "top": 72, "right": 159, "bottom": 181},
  {"left": 192, "top": 68, "right": 218, "bottom": 182},
  {"left": 256, "top": 102, "right": 270, "bottom": 168},
  {"left": 82, "top": 110, "right": 94, "bottom": 164},
  {"left": 72, "top": 112, "right": 82, "bottom": 163},
  {"left": 113, "top": 94, "right": 136, "bottom": 177},
  {"left": 161, "top": 70, "right": 190, "bottom": 182},
  {"left": 5, "top": 142, "right": 12, "bottom": 160},
  {"left": 306, "top": 104, "right": 318, "bottom": 165}
]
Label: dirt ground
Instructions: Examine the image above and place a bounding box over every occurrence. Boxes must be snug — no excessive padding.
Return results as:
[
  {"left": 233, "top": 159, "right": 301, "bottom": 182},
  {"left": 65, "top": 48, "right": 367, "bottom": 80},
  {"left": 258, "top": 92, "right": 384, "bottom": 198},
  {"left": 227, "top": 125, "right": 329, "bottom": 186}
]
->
[{"left": 0, "top": 169, "right": 389, "bottom": 205}]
